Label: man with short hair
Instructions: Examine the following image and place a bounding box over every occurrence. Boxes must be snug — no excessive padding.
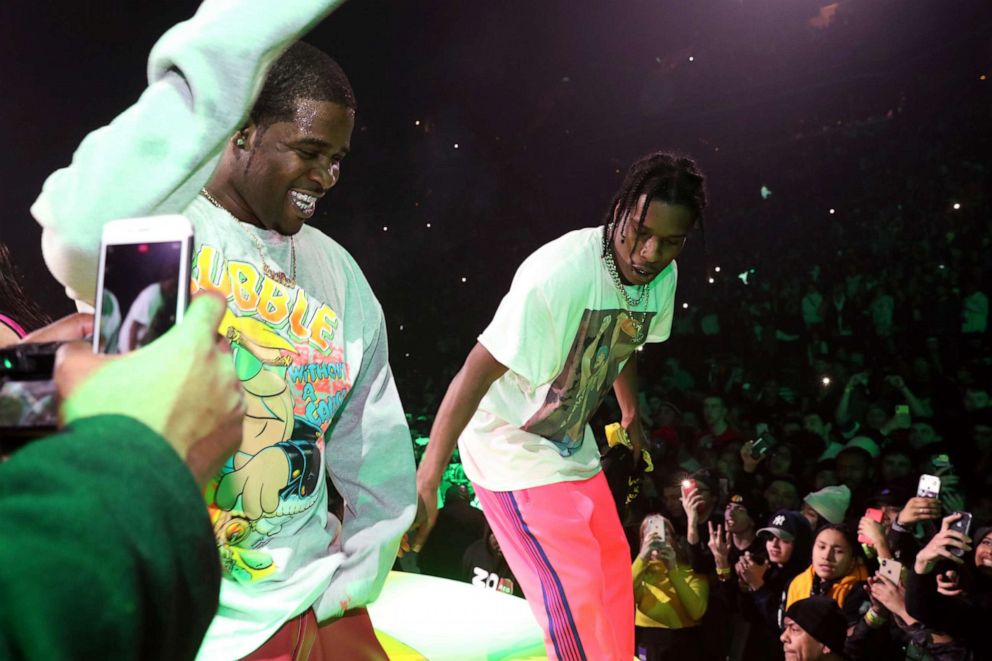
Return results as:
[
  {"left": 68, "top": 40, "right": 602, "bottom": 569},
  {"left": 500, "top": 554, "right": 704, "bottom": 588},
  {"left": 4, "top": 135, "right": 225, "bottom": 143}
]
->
[
  {"left": 31, "top": 2, "right": 415, "bottom": 658},
  {"left": 780, "top": 596, "right": 848, "bottom": 660}
]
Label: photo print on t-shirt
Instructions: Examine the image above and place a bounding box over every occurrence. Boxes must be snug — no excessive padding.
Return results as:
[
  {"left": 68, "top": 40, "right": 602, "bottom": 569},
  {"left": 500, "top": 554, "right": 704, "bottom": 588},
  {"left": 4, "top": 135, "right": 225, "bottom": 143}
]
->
[{"left": 522, "top": 307, "right": 654, "bottom": 456}]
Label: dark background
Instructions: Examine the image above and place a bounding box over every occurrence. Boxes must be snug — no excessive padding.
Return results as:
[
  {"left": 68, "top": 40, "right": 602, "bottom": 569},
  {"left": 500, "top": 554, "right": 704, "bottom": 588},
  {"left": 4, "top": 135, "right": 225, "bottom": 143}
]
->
[{"left": 2, "top": 0, "right": 989, "bottom": 398}]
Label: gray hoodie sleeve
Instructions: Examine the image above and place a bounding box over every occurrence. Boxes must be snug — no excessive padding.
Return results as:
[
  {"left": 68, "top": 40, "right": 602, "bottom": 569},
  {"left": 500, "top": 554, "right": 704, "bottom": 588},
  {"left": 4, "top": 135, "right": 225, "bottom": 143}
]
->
[
  {"left": 314, "top": 299, "right": 417, "bottom": 620},
  {"left": 30, "top": 0, "right": 344, "bottom": 305}
]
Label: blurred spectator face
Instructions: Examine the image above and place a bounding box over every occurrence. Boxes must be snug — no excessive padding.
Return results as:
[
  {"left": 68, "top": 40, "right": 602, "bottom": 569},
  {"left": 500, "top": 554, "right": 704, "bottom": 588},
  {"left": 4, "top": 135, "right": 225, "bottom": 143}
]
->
[
  {"left": 780, "top": 617, "right": 827, "bottom": 660},
  {"left": 655, "top": 405, "right": 679, "bottom": 428},
  {"left": 803, "top": 413, "right": 828, "bottom": 439},
  {"left": 767, "top": 534, "right": 795, "bottom": 565},
  {"left": 800, "top": 503, "right": 820, "bottom": 530},
  {"left": 696, "top": 483, "right": 717, "bottom": 517},
  {"left": 769, "top": 445, "right": 794, "bottom": 476},
  {"left": 703, "top": 396, "right": 727, "bottom": 428},
  {"left": 880, "top": 451, "right": 913, "bottom": 483},
  {"left": 765, "top": 480, "right": 800, "bottom": 512},
  {"left": 865, "top": 405, "right": 888, "bottom": 431},
  {"left": 662, "top": 485, "right": 685, "bottom": 521},
  {"left": 725, "top": 503, "right": 753, "bottom": 533},
  {"left": 812, "top": 528, "right": 856, "bottom": 580},
  {"left": 976, "top": 531, "right": 992, "bottom": 576},
  {"left": 881, "top": 505, "right": 901, "bottom": 532},
  {"left": 717, "top": 449, "right": 743, "bottom": 483},
  {"left": 681, "top": 411, "right": 700, "bottom": 434},
  {"left": 964, "top": 387, "right": 989, "bottom": 412},
  {"left": 909, "top": 422, "right": 938, "bottom": 449},
  {"left": 814, "top": 467, "right": 838, "bottom": 490},
  {"left": 836, "top": 451, "right": 871, "bottom": 490}
]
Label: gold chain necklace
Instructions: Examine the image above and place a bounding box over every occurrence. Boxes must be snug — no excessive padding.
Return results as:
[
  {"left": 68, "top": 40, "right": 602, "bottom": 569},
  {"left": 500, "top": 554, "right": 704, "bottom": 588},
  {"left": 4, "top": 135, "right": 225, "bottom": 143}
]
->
[
  {"left": 602, "top": 224, "right": 647, "bottom": 308},
  {"left": 200, "top": 188, "right": 297, "bottom": 288}
]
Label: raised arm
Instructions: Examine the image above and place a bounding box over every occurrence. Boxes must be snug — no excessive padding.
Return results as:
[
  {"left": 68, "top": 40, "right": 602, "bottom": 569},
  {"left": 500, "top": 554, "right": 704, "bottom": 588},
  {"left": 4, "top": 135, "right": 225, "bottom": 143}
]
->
[{"left": 32, "top": 0, "right": 344, "bottom": 305}]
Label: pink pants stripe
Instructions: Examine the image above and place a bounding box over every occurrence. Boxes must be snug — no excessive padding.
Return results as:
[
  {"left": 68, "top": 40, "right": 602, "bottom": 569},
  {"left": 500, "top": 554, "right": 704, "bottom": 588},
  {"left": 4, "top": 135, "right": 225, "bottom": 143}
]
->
[{"left": 474, "top": 472, "right": 635, "bottom": 661}]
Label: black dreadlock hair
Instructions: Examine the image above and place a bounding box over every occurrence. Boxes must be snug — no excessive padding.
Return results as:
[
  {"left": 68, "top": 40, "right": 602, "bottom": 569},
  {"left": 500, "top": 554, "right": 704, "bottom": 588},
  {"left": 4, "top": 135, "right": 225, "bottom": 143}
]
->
[
  {"left": 601, "top": 151, "right": 707, "bottom": 258},
  {"left": 249, "top": 42, "right": 356, "bottom": 129}
]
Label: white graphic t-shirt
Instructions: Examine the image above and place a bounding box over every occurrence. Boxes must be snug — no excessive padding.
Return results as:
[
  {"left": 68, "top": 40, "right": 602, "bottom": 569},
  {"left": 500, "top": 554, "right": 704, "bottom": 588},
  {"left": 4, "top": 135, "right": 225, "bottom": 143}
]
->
[{"left": 459, "top": 227, "right": 678, "bottom": 491}]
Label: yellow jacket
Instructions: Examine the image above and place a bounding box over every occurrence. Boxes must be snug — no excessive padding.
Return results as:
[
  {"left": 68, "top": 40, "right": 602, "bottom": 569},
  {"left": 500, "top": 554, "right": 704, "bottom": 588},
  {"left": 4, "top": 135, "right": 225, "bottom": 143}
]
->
[
  {"left": 632, "top": 557, "right": 709, "bottom": 629},
  {"left": 785, "top": 563, "right": 868, "bottom": 612}
]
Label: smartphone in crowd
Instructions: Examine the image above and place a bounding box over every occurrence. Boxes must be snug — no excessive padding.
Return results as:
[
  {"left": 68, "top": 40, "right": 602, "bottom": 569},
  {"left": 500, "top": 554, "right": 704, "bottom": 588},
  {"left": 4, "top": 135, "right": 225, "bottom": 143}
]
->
[
  {"left": 0, "top": 342, "right": 63, "bottom": 452},
  {"left": 894, "top": 404, "right": 911, "bottom": 429},
  {"left": 681, "top": 478, "right": 697, "bottom": 501},
  {"left": 750, "top": 434, "right": 773, "bottom": 460},
  {"left": 858, "top": 507, "right": 884, "bottom": 545},
  {"left": 917, "top": 474, "right": 941, "bottom": 500},
  {"left": 949, "top": 512, "right": 973, "bottom": 558},
  {"left": 93, "top": 216, "right": 194, "bottom": 354},
  {"left": 879, "top": 558, "right": 903, "bottom": 584}
]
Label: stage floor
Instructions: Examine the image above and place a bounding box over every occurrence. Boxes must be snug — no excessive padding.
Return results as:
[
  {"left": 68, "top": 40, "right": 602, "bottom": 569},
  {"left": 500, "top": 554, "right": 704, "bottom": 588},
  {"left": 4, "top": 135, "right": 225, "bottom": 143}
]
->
[{"left": 368, "top": 571, "right": 546, "bottom": 660}]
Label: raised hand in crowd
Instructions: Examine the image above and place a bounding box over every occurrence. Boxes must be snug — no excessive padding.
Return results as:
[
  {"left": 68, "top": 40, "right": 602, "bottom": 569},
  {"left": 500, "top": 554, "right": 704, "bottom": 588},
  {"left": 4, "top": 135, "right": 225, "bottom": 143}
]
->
[
  {"left": 896, "top": 496, "right": 942, "bottom": 526},
  {"left": 935, "top": 569, "right": 963, "bottom": 597},
  {"left": 707, "top": 521, "right": 732, "bottom": 570},
  {"left": 858, "top": 515, "right": 893, "bottom": 559},
  {"left": 914, "top": 513, "right": 972, "bottom": 574},
  {"left": 867, "top": 574, "right": 916, "bottom": 624}
]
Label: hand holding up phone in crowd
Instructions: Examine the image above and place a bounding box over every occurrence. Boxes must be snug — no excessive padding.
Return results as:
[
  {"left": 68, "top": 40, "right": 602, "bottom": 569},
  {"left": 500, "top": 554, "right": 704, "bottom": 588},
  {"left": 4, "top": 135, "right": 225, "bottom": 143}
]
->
[
  {"left": 867, "top": 574, "right": 911, "bottom": 622},
  {"left": 898, "top": 496, "right": 942, "bottom": 525},
  {"left": 914, "top": 513, "right": 973, "bottom": 574},
  {"left": 936, "top": 569, "right": 963, "bottom": 597},
  {"left": 858, "top": 512, "right": 887, "bottom": 551},
  {"left": 55, "top": 293, "right": 244, "bottom": 487}
]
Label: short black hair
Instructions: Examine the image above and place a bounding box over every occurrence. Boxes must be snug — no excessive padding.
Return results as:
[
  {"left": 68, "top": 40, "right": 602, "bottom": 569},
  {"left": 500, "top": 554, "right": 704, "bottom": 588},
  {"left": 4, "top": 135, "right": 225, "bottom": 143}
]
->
[
  {"left": 250, "top": 41, "right": 356, "bottom": 128},
  {"left": 602, "top": 151, "right": 707, "bottom": 258}
]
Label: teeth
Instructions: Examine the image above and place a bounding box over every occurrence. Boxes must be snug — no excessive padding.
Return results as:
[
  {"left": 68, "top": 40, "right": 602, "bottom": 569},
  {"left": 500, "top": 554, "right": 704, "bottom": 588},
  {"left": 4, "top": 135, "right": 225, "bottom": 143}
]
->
[{"left": 290, "top": 191, "right": 317, "bottom": 211}]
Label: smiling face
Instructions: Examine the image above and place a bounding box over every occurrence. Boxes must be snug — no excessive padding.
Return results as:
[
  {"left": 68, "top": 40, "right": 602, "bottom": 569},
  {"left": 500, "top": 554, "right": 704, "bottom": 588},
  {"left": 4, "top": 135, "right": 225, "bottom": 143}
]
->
[
  {"left": 226, "top": 98, "right": 354, "bottom": 235},
  {"left": 611, "top": 195, "right": 694, "bottom": 286}
]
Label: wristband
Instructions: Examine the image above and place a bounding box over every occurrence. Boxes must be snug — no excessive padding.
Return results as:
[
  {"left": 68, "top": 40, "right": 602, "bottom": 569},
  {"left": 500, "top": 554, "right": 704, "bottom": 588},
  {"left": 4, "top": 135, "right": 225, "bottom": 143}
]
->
[
  {"left": 864, "top": 608, "right": 887, "bottom": 628},
  {"left": 716, "top": 566, "right": 731, "bottom": 579}
]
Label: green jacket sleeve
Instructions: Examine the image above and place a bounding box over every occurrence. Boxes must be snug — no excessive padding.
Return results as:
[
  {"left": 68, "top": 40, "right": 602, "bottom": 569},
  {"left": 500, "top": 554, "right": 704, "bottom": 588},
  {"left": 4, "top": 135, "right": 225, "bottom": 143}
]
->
[{"left": 0, "top": 415, "right": 219, "bottom": 660}]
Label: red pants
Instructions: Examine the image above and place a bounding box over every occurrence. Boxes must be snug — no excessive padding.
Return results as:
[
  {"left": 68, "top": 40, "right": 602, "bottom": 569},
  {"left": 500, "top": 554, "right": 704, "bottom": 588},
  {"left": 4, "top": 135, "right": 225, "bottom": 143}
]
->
[
  {"left": 474, "top": 472, "right": 635, "bottom": 660},
  {"left": 241, "top": 607, "right": 387, "bottom": 661}
]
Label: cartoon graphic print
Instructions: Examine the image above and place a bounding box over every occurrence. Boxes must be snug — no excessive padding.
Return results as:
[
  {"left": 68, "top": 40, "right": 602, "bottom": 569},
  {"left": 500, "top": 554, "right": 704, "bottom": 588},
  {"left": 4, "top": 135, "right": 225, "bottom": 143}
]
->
[
  {"left": 523, "top": 308, "right": 654, "bottom": 456},
  {"left": 192, "top": 245, "right": 352, "bottom": 584}
]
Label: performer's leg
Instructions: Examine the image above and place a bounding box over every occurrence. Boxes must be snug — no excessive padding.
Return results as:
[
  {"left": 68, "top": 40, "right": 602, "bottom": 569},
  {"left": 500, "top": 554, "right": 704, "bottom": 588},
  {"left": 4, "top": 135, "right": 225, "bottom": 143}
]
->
[
  {"left": 474, "top": 474, "right": 634, "bottom": 661},
  {"left": 313, "top": 607, "right": 388, "bottom": 661},
  {"left": 586, "top": 472, "right": 636, "bottom": 660},
  {"left": 240, "top": 609, "right": 317, "bottom": 661}
]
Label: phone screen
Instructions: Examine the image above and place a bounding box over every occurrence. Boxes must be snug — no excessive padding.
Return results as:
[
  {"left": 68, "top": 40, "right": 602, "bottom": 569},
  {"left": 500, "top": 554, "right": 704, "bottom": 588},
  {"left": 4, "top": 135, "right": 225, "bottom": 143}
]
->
[{"left": 97, "top": 241, "right": 185, "bottom": 354}]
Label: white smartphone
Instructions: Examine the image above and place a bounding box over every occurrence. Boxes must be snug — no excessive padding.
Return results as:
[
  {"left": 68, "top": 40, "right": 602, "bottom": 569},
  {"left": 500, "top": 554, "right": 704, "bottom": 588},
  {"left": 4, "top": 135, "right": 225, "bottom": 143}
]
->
[
  {"left": 878, "top": 557, "right": 903, "bottom": 584},
  {"left": 93, "top": 216, "right": 194, "bottom": 354},
  {"left": 917, "top": 474, "right": 941, "bottom": 500},
  {"left": 642, "top": 514, "right": 667, "bottom": 548}
]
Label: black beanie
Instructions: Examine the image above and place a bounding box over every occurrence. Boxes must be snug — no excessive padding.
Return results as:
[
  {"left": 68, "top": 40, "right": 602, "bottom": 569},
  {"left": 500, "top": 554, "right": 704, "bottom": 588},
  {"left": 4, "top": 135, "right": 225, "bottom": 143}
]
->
[{"left": 785, "top": 595, "right": 847, "bottom": 654}]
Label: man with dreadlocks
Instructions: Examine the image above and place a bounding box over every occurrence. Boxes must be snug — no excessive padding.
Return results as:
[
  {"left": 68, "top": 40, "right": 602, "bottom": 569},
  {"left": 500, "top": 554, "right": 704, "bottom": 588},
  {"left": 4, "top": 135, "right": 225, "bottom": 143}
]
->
[
  {"left": 31, "top": 1, "right": 414, "bottom": 658},
  {"left": 412, "top": 152, "right": 707, "bottom": 659}
]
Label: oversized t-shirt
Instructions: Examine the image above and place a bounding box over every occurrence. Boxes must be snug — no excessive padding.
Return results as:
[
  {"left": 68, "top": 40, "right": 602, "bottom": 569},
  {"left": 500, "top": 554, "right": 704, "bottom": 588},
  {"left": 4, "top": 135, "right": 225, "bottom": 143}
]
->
[{"left": 459, "top": 227, "right": 678, "bottom": 491}]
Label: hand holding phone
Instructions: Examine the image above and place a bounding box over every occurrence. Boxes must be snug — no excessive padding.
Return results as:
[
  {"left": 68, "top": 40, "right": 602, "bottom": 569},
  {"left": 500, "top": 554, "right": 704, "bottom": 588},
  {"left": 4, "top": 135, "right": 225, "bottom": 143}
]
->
[
  {"left": 948, "top": 512, "right": 973, "bottom": 558},
  {"left": 858, "top": 508, "right": 884, "bottom": 546}
]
